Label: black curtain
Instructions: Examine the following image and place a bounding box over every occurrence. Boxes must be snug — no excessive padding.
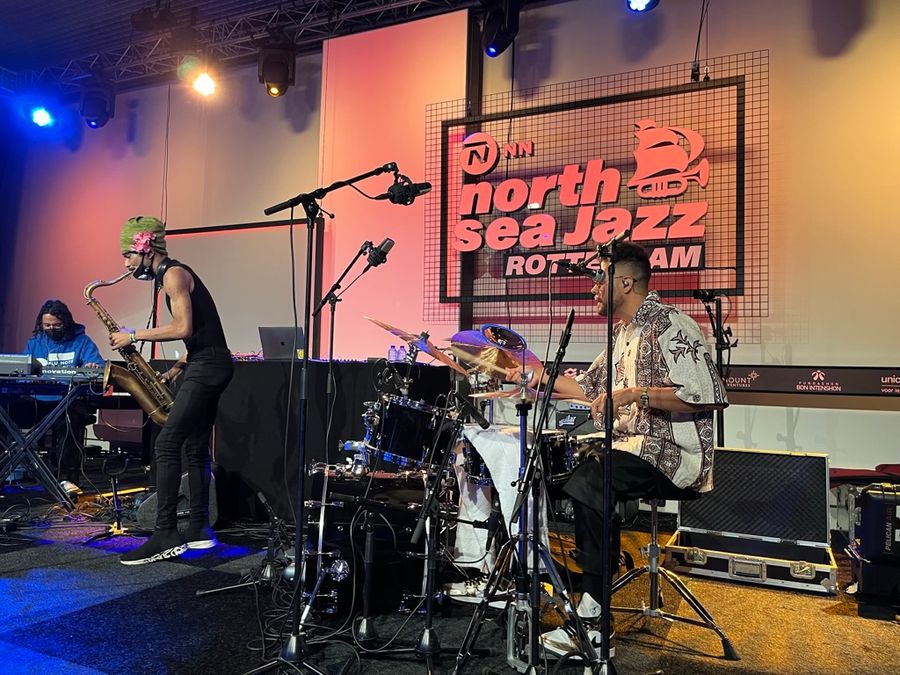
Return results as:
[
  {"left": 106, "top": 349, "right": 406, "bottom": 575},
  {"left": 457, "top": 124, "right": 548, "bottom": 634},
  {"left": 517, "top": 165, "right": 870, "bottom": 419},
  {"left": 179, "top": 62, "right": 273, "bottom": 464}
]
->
[{"left": 0, "top": 100, "right": 26, "bottom": 351}]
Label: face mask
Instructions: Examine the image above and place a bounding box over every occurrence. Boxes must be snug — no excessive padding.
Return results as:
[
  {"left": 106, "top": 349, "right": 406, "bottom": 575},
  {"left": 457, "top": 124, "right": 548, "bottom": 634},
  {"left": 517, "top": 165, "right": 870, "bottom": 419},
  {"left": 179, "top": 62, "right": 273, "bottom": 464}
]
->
[
  {"left": 45, "top": 328, "right": 65, "bottom": 341},
  {"left": 131, "top": 254, "right": 155, "bottom": 281}
]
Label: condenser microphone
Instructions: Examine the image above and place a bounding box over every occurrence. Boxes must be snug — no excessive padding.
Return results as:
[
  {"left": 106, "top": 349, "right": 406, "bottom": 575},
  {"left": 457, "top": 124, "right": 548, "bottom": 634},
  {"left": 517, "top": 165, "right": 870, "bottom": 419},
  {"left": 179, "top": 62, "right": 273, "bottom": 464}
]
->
[
  {"left": 375, "top": 175, "right": 432, "bottom": 205},
  {"left": 555, "top": 259, "right": 605, "bottom": 285},
  {"left": 366, "top": 238, "right": 394, "bottom": 268}
]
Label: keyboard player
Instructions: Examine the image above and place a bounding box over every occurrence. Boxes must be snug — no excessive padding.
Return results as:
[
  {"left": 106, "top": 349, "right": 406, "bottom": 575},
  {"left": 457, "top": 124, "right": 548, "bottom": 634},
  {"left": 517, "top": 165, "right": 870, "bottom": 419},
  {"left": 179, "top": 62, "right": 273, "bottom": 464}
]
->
[{"left": 12, "top": 299, "right": 104, "bottom": 486}]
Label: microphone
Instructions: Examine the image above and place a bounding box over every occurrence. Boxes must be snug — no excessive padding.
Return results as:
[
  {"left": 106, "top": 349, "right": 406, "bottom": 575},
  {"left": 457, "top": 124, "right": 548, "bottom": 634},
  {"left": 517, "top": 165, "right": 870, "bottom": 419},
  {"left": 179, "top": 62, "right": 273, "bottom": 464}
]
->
[
  {"left": 598, "top": 227, "right": 633, "bottom": 250},
  {"left": 693, "top": 289, "right": 717, "bottom": 302},
  {"left": 375, "top": 174, "right": 432, "bottom": 205},
  {"left": 366, "top": 238, "right": 394, "bottom": 268},
  {"left": 483, "top": 491, "right": 503, "bottom": 553},
  {"left": 555, "top": 259, "right": 605, "bottom": 285},
  {"left": 452, "top": 390, "right": 490, "bottom": 430}
]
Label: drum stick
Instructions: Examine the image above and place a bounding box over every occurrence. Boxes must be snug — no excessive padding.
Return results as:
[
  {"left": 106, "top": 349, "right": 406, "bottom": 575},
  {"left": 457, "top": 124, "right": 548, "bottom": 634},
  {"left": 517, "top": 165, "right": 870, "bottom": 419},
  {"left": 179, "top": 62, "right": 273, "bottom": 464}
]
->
[{"left": 449, "top": 346, "right": 508, "bottom": 375}]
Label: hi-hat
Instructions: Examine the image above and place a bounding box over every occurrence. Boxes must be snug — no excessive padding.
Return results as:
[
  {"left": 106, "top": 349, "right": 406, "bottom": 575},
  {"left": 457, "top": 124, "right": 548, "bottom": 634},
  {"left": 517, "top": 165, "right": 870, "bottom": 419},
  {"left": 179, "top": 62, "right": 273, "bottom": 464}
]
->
[{"left": 365, "top": 316, "right": 467, "bottom": 375}]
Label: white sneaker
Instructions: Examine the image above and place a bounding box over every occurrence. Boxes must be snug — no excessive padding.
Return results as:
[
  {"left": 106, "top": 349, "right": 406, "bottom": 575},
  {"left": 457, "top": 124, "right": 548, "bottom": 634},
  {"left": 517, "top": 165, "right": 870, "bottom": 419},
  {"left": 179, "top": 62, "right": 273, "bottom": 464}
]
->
[
  {"left": 576, "top": 591, "right": 602, "bottom": 619},
  {"left": 445, "top": 573, "right": 488, "bottom": 598},
  {"left": 540, "top": 592, "right": 613, "bottom": 659},
  {"left": 444, "top": 574, "right": 508, "bottom": 609},
  {"left": 540, "top": 626, "right": 612, "bottom": 659}
]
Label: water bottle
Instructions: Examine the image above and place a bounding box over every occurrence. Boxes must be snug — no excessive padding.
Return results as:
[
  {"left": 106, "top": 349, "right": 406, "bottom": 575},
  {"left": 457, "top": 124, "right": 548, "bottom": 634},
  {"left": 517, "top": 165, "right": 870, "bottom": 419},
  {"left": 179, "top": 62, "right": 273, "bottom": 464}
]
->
[
  {"left": 388, "top": 344, "right": 398, "bottom": 362},
  {"left": 397, "top": 344, "right": 407, "bottom": 363}
]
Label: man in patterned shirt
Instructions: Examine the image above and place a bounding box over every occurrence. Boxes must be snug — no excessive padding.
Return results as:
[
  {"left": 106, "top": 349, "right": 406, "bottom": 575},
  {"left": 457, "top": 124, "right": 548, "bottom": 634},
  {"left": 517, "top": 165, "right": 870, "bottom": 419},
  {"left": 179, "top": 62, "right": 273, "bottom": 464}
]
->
[{"left": 509, "top": 241, "right": 728, "bottom": 656}]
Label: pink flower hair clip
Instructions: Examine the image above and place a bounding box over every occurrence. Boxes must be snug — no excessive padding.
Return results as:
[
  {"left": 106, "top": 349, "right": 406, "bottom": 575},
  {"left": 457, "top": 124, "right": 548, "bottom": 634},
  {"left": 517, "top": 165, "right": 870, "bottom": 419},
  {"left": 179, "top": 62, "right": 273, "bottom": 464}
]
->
[{"left": 131, "top": 231, "right": 155, "bottom": 254}]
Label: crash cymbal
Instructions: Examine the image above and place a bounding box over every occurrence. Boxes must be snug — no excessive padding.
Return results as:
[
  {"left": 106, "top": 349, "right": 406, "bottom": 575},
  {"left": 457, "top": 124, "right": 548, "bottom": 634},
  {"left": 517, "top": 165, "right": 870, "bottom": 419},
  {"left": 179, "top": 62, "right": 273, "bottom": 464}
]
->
[
  {"left": 470, "top": 388, "right": 589, "bottom": 404},
  {"left": 450, "top": 329, "right": 542, "bottom": 371},
  {"left": 409, "top": 335, "right": 468, "bottom": 375},
  {"left": 365, "top": 316, "right": 468, "bottom": 375},
  {"left": 365, "top": 316, "right": 419, "bottom": 344}
]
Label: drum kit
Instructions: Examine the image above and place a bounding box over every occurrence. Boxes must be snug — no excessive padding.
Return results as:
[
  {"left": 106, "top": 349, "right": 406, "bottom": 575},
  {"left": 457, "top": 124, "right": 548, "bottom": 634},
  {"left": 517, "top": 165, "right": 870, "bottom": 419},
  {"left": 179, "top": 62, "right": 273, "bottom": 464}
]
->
[{"left": 319, "top": 316, "right": 589, "bottom": 482}]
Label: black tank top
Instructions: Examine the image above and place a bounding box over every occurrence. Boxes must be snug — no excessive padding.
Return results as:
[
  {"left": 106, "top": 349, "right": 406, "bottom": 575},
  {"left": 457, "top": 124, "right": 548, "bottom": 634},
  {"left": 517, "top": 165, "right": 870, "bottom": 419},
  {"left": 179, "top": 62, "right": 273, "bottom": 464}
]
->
[{"left": 157, "top": 259, "right": 228, "bottom": 356}]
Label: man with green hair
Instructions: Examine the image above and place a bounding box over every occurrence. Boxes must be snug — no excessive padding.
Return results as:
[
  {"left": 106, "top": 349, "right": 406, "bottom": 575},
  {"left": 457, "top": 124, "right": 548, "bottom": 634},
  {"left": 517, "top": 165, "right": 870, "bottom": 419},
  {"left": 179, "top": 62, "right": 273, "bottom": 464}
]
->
[{"left": 113, "top": 216, "right": 233, "bottom": 565}]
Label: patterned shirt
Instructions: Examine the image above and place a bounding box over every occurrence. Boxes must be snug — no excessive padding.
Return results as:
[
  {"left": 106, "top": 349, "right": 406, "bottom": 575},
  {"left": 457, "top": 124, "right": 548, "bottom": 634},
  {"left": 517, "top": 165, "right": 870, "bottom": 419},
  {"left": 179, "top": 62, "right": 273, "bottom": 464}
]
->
[{"left": 576, "top": 292, "right": 727, "bottom": 491}]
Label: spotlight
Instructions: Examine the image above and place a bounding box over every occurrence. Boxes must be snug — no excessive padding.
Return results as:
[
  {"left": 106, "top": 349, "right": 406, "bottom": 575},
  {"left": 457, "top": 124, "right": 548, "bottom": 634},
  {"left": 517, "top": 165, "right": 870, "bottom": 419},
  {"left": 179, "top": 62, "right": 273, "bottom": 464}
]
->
[
  {"left": 258, "top": 46, "right": 295, "bottom": 98},
  {"left": 176, "top": 53, "right": 216, "bottom": 96},
  {"left": 482, "top": 0, "right": 521, "bottom": 58},
  {"left": 80, "top": 81, "right": 115, "bottom": 129},
  {"left": 192, "top": 71, "right": 216, "bottom": 96},
  {"left": 626, "top": 0, "right": 660, "bottom": 11},
  {"left": 29, "top": 106, "right": 55, "bottom": 127}
]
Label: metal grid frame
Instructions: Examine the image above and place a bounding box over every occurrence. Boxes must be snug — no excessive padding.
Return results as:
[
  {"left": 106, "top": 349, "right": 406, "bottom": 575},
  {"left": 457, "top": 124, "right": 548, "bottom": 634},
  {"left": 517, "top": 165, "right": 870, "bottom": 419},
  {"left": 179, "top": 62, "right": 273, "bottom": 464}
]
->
[{"left": 424, "top": 51, "right": 769, "bottom": 343}]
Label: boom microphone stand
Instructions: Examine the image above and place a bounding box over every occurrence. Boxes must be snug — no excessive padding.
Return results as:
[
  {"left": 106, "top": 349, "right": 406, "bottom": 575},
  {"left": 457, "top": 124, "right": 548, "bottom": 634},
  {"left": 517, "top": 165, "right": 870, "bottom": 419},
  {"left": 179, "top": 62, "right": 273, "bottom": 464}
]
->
[
  {"left": 593, "top": 239, "right": 622, "bottom": 674},
  {"left": 256, "top": 162, "right": 398, "bottom": 673},
  {"left": 311, "top": 239, "right": 392, "bottom": 574},
  {"left": 694, "top": 290, "right": 737, "bottom": 447}
]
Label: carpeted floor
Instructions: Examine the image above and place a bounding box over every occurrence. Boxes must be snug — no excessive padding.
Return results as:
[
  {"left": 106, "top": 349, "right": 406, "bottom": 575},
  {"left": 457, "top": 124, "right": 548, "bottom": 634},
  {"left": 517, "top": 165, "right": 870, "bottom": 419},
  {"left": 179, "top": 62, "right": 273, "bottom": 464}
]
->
[{"left": 0, "top": 506, "right": 898, "bottom": 674}]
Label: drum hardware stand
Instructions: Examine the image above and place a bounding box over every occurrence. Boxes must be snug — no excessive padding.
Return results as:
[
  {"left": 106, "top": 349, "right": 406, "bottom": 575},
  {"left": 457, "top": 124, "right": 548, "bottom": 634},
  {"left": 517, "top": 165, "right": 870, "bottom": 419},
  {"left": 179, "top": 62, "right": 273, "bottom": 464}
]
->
[
  {"left": 258, "top": 162, "right": 399, "bottom": 674},
  {"left": 453, "top": 311, "right": 600, "bottom": 674},
  {"left": 693, "top": 289, "right": 737, "bottom": 447},
  {"left": 86, "top": 454, "right": 131, "bottom": 542},
  {"left": 338, "top": 410, "right": 490, "bottom": 673},
  {"left": 196, "top": 492, "right": 288, "bottom": 597}
]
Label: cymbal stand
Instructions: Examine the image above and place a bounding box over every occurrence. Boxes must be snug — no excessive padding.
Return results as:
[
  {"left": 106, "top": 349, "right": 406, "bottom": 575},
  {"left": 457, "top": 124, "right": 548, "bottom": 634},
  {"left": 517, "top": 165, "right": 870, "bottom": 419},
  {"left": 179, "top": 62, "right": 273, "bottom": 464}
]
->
[{"left": 453, "top": 311, "right": 596, "bottom": 674}]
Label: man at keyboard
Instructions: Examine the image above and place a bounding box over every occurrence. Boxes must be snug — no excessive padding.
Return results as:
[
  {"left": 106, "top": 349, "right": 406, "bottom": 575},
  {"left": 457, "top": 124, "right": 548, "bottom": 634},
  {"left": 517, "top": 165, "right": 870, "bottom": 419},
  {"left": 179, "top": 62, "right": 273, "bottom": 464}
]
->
[{"left": 20, "top": 299, "right": 104, "bottom": 486}]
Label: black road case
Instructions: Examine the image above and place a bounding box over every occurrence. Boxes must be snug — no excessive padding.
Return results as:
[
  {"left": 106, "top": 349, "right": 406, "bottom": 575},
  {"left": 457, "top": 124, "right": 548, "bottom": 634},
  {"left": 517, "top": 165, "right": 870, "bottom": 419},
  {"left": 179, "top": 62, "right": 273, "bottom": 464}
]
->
[{"left": 664, "top": 447, "right": 837, "bottom": 594}]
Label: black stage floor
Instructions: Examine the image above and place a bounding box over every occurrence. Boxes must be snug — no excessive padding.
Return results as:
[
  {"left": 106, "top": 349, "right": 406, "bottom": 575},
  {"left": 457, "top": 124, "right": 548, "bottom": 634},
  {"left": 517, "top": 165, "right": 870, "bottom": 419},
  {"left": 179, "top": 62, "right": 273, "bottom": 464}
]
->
[{"left": 1, "top": 483, "right": 898, "bottom": 675}]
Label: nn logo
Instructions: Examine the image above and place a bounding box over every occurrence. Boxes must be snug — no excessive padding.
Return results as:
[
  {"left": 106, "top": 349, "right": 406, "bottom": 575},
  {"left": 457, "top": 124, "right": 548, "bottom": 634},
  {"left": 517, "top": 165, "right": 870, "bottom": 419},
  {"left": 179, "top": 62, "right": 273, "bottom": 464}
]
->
[
  {"left": 811, "top": 370, "right": 826, "bottom": 382},
  {"left": 461, "top": 131, "right": 534, "bottom": 177}
]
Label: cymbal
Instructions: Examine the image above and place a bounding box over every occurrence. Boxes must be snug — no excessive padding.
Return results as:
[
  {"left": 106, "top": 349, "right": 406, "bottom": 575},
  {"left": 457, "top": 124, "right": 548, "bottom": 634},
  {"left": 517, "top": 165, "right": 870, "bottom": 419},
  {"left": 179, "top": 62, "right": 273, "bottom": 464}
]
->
[
  {"left": 470, "top": 387, "right": 589, "bottom": 404},
  {"left": 365, "top": 316, "right": 468, "bottom": 375},
  {"left": 450, "top": 329, "right": 542, "bottom": 371}
]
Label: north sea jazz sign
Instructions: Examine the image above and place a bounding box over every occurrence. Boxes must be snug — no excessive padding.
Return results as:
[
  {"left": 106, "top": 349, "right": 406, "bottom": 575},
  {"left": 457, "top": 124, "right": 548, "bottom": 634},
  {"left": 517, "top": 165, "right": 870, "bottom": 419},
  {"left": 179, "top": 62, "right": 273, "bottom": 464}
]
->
[{"left": 453, "top": 120, "right": 710, "bottom": 279}]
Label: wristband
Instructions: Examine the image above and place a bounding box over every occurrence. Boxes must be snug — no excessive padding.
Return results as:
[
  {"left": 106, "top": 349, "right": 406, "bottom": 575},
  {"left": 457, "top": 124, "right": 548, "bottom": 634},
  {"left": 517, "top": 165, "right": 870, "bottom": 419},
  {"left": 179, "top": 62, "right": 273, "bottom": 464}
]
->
[
  {"left": 129, "top": 331, "right": 137, "bottom": 344},
  {"left": 639, "top": 386, "right": 650, "bottom": 409}
]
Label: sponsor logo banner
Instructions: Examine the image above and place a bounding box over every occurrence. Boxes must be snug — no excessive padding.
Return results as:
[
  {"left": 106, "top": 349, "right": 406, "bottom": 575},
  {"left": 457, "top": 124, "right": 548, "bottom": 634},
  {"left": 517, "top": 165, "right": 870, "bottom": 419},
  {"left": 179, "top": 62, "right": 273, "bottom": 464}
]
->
[{"left": 725, "top": 366, "right": 900, "bottom": 397}]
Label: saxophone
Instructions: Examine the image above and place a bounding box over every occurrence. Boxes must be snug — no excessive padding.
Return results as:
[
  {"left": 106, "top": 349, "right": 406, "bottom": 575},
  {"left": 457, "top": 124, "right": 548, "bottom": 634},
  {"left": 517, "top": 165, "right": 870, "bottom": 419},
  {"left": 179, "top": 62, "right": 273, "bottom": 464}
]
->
[{"left": 84, "top": 270, "right": 175, "bottom": 426}]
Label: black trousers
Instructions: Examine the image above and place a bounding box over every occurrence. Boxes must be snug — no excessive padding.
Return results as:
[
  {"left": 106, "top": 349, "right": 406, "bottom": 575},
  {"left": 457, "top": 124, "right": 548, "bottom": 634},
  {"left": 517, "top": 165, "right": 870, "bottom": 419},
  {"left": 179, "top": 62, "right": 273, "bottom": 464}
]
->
[
  {"left": 154, "top": 350, "right": 233, "bottom": 530},
  {"left": 563, "top": 450, "right": 674, "bottom": 599}
]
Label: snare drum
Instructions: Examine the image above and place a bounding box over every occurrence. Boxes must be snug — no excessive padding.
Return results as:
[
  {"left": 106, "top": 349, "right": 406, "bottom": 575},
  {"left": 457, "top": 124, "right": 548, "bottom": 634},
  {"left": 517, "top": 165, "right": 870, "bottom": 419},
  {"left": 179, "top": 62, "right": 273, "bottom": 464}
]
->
[
  {"left": 540, "top": 430, "right": 576, "bottom": 485},
  {"left": 377, "top": 395, "right": 446, "bottom": 467}
]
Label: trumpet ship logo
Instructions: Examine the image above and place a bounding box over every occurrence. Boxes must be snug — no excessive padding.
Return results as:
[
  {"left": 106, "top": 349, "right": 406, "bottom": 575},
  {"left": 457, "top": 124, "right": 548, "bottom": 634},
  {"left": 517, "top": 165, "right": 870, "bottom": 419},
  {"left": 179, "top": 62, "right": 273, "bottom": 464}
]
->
[{"left": 627, "top": 119, "right": 710, "bottom": 199}]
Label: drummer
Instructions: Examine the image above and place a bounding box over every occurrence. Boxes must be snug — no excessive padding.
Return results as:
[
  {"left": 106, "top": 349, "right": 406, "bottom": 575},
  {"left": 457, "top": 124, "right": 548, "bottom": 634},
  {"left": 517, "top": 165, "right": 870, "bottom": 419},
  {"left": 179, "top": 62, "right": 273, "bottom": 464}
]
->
[{"left": 505, "top": 241, "right": 728, "bottom": 657}]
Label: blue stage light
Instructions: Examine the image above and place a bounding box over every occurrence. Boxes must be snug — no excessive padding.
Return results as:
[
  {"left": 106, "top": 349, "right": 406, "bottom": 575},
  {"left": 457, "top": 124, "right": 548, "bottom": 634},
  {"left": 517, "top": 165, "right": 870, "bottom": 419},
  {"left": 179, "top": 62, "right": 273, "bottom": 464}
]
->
[
  {"left": 30, "top": 107, "right": 55, "bottom": 127},
  {"left": 627, "top": 0, "right": 660, "bottom": 12}
]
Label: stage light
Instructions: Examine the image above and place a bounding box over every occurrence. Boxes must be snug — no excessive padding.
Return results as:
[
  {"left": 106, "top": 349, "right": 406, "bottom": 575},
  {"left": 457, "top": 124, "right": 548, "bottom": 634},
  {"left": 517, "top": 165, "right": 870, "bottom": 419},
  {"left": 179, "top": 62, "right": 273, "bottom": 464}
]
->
[
  {"left": 80, "top": 81, "right": 115, "bottom": 128},
  {"left": 30, "top": 106, "right": 54, "bottom": 127},
  {"left": 482, "top": 0, "right": 521, "bottom": 58},
  {"left": 627, "top": 0, "right": 660, "bottom": 11},
  {"left": 192, "top": 71, "right": 216, "bottom": 96},
  {"left": 258, "top": 46, "right": 295, "bottom": 98}
]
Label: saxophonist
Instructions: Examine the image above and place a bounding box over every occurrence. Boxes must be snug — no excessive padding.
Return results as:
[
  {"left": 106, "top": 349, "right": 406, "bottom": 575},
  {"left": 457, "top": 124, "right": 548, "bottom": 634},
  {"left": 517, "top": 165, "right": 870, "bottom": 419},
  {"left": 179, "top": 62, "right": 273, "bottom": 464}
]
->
[{"left": 112, "top": 216, "right": 233, "bottom": 566}]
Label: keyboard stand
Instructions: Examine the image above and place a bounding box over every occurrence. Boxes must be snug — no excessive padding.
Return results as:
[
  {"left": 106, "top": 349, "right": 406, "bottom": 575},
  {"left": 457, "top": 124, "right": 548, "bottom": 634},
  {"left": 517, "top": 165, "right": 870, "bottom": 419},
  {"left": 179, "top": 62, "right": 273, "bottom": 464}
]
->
[{"left": 0, "top": 384, "right": 86, "bottom": 511}]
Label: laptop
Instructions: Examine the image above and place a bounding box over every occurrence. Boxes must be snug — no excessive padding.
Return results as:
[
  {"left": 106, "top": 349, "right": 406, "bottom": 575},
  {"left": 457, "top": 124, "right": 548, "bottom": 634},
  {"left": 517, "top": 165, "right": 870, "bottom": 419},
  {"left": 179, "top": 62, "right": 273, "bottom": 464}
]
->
[{"left": 258, "top": 326, "right": 305, "bottom": 360}]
